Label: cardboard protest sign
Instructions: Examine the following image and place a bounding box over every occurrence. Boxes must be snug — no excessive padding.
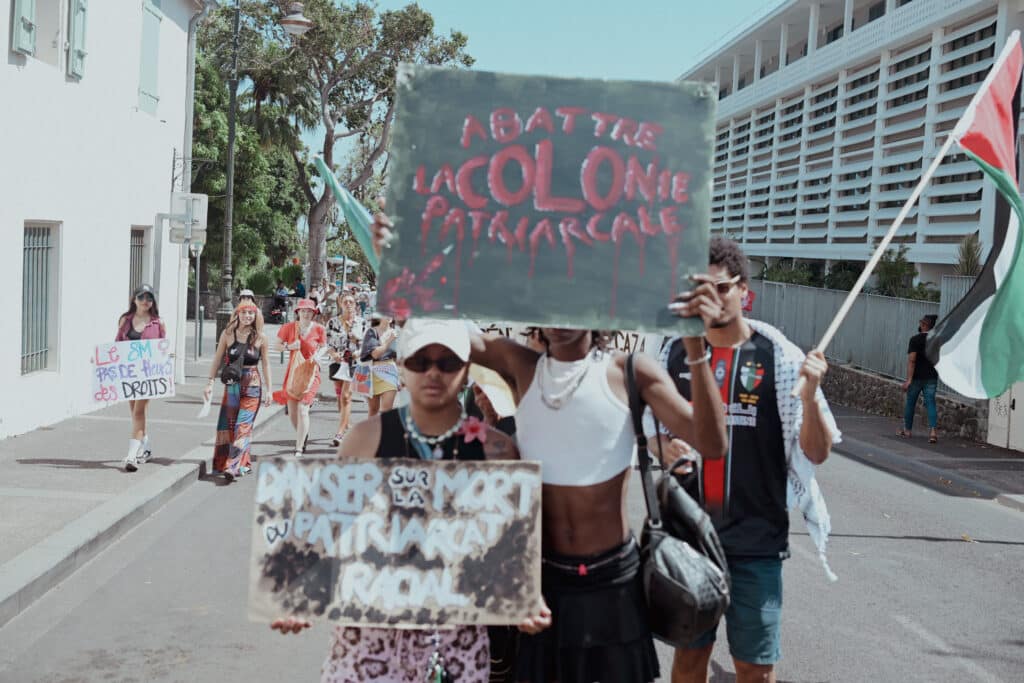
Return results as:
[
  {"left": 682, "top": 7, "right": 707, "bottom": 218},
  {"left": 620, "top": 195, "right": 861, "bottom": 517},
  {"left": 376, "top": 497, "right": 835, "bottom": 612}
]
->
[
  {"left": 248, "top": 458, "right": 542, "bottom": 627},
  {"left": 478, "top": 322, "right": 664, "bottom": 356},
  {"left": 91, "top": 339, "right": 175, "bottom": 405},
  {"left": 379, "top": 64, "right": 717, "bottom": 335}
]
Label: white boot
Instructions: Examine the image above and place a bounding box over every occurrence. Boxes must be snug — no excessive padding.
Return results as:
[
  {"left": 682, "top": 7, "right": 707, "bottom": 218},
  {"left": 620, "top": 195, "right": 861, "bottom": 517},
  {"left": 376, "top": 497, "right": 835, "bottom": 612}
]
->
[
  {"left": 138, "top": 434, "right": 152, "bottom": 464},
  {"left": 124, "top": 439, "right": 141, "bottom": 472}
]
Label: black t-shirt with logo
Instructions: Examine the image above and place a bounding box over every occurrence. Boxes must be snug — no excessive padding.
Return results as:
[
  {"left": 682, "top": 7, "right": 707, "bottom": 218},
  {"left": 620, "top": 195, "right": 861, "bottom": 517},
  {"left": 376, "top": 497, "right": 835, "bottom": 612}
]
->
[
  {"left": 908, "top": 332, "right": 938, "bottom": 380},
  {"left": 664, "top": 331, "right": 789, "bottom": 559}
]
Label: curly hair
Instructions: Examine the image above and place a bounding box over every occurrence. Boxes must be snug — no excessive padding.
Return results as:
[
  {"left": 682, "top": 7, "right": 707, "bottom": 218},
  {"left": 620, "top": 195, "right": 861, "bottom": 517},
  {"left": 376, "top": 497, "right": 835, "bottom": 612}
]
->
[
  {"left": 527, "top": 328, "right": 611, "bottom": 352},
  {"left": 709, "top": 237, "right": 749, "bottom": 282}
]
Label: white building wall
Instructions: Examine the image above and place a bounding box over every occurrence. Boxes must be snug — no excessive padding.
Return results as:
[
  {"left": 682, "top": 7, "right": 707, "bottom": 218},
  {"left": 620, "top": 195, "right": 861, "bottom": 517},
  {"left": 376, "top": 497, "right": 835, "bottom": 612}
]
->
[
  {"left": 0, "top": 0, "right": 198, "bottom": 438},
  {"left": 681, "top": 0, "right": 1024, "bottom": 274}
]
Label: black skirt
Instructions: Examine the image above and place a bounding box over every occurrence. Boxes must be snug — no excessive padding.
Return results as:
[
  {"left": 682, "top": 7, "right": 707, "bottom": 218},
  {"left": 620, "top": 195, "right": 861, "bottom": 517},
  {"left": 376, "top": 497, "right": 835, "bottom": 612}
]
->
[{"left": 515, "top": 537, "right": 659, "bottom": 683}]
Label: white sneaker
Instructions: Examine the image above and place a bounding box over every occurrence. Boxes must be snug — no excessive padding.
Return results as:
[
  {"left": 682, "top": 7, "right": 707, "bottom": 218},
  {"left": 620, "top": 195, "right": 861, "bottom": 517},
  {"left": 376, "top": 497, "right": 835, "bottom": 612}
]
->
[
  {"left": 124, "top": 439, "right": 141, "bottom": 472},
  {"left": 138, "top": 435, "right": 152, "bottom": 464}
]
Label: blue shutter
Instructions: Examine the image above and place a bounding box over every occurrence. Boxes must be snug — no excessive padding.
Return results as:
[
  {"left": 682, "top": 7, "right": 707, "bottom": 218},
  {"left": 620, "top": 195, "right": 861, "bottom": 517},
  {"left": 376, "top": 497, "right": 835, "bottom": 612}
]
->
[
  {"left": 67, "top": 0, "right": 88, "bottom": 78},
  {"left": 12, "top": 0, "right": 36, "bottom": 56},
  {"left": 138, "top": 0, "right": 162, "bottom": 114}
]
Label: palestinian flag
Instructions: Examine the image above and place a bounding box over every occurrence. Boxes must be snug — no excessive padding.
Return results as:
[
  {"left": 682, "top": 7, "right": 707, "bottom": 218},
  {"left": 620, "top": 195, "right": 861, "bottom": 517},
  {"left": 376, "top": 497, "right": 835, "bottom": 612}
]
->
[{"left": 927, "top": 31, "right": 1024, "bottom": 399}]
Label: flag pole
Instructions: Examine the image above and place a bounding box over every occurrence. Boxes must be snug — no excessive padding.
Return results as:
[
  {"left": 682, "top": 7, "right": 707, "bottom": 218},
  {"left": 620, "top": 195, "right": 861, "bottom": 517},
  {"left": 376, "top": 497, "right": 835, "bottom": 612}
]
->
[{"left": 790, "top": 132, "right": 958, "bottom": 397}]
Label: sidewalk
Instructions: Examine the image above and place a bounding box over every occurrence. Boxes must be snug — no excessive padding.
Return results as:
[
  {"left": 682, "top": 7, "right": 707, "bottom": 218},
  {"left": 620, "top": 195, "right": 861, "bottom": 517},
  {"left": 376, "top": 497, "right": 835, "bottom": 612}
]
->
[
  {"left": 0, "top": 320, "right": 301, "bottom": 627},
  {"left": 831, "top": 404, "right": 1024, "bottom": 512}
]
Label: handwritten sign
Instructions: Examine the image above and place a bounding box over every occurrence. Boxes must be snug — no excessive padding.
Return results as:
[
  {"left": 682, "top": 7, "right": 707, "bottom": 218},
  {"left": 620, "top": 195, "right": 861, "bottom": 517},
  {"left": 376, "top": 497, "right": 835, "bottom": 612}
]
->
[
  {"left": 91, "top": 339, "right": 175, "bottom": 404},
  {"left": 248, "top": 458, "right": 542, "bottom": 626},
  {"left": 477, "top": 322, "right": 664, "bottom": 356},
  {"left": 379, "top": 64, "right": 716, "bottom": 335}
]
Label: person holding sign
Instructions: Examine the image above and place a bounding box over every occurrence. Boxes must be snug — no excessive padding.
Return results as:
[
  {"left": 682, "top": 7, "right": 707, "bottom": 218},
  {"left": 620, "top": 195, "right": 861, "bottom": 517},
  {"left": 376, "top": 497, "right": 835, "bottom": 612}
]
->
[
  {"left": 272, "top": 319, "right": 527, "bottom": 682},
  {"left": 203, "top": 301, "right": 273, "bottom": 479},
  {"left": 325, "top": 293, "right": 365, "bottom": 445},
  {"left": 273, "top": 299, "right": 326, "bottom": 457},
  {"left": 115, "top": 284, "right": 166, "bottom": 472},
  {"left": 359, "top": 312, "right": 400, "bottom": 418},
  {"left": 371, "top": 204, "right": 727, "bottom": 683}
]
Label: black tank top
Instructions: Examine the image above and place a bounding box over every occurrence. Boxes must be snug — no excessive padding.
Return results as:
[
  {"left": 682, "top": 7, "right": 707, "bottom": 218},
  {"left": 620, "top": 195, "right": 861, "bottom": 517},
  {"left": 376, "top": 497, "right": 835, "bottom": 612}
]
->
[
  {"left": 375, "top": 409, "right": 486, "bottom": 461},
  {"left": 125, "top": 326, "right": 142, "bottom": 341},
  {"left": 227, "top": 338, "right": 261, "bottom": 366}
]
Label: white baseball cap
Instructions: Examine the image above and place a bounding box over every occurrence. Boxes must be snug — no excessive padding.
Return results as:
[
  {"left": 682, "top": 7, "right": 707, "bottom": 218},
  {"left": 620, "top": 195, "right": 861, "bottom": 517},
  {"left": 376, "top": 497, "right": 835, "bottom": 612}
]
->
[
  {"left": 239, "top": 289, "right": 255, "bottom": 298},
  {"left": 398, "top": 319, "right": 471, "bottom": 362}
]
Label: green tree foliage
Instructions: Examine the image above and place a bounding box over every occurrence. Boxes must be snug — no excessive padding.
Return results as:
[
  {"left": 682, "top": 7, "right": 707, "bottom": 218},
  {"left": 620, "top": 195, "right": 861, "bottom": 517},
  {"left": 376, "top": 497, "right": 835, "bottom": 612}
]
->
[
  {"left": 198, "top": 1, "right": 473, "bottom": 284},
  {"left": 760, "top": 259, "right": 818, "bottom": 286},
  {"left": 824, "top": 261, "right": 861, "bottom": 291},
  {"left": 190, "top": 51, "right": 306, "bottom": 291},
  {"left": 873, "top": 245, "right": 917, "bottom": 297},
  {"left": 954, "top": 233, "right": 983, "bottom": 276}
]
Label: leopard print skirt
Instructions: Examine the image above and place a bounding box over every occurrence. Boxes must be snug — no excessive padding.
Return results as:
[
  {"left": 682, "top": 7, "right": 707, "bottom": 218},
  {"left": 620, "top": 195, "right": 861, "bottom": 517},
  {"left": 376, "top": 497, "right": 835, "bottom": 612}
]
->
[{"left": 321, "top": 625, "right": 490, "bottom": 682}]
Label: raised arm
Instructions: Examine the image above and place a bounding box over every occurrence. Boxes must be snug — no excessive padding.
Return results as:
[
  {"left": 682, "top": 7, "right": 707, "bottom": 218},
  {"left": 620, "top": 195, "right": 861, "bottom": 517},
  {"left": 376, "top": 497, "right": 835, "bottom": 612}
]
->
[{"left": 469, "top": 333, "right": 539, "bottom": 399}]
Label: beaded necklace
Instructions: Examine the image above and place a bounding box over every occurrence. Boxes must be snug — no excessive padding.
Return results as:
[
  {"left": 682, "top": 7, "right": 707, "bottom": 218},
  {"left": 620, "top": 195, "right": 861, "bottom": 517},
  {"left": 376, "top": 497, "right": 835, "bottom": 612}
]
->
[{"left": 400, "top": 406, "right": 466, "bottom": 460}]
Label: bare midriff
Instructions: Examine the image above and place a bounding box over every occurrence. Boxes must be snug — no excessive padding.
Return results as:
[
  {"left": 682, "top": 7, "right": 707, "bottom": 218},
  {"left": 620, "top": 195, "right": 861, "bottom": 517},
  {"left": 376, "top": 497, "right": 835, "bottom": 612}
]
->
[{"left": 540, "top": 470, "right": 631, "bottom": 557}]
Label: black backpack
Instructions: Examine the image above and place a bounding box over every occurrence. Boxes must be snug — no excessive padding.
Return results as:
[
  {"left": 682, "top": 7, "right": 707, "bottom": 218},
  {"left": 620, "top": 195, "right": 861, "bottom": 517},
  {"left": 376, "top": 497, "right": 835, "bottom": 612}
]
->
[{"left": 625, "top": 353, "right": 731, "bottom": 648}]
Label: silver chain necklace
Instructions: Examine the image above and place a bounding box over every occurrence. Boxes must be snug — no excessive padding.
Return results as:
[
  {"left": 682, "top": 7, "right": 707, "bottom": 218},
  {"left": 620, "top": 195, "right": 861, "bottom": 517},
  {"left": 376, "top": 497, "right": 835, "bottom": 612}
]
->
[{"left": 537, "top": 350, "right": 595, "bottom": 410}]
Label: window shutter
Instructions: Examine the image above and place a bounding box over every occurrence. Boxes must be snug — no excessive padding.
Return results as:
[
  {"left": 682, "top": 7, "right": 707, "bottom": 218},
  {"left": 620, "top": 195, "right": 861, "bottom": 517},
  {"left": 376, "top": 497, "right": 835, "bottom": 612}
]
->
[
  {"left": 138, "top": 0, "right": 162, "bottom": 114},
  {"left": 67, "top": 0, "right": 88, "bottom": 78},
  {"left": 12, "top": 0, "right": 36, "bottom": 56}
]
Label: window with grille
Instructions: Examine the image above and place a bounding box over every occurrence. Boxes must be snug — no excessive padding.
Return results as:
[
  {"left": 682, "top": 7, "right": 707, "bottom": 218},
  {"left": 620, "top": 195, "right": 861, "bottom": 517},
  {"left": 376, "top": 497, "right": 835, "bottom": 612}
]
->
[
  {"left": 129, "top": 228, "right": 146, "bottom": 297},
  {"left": 22, "top": 224, "right": 57, "bottom": 375}
]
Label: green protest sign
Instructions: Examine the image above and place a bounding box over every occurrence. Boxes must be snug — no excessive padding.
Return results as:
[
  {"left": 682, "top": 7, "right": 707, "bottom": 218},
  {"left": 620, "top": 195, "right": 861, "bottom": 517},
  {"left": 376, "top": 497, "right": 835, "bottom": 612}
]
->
[{"left": 379, "top": 65, "right": 717, "bottom": 334}]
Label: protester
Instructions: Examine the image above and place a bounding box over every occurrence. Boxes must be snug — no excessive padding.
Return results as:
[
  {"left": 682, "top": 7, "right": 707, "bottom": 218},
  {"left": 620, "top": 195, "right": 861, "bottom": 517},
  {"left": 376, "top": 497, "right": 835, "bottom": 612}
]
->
[
  {"left": 657, "top": 238, "right": 840, "bottom": 683},
  {"left": 272, "top": 319, "right": 525, "bottom": 682},
  {"left": 320, "top": 281, "right": 339, "bottom": 322},
  {"left": 325, "top": 293, "right": 364, "bottom": 445},
  {"left": 356, "top": 288, "right": 369, "bottom": 315},
  {"left": 369, "top": 197, "right": 728, "bottom": 683},
  {"left": 203, "top": 301, "right": 272, "bottom": 480},
  {"left": 272, "top": 298, "right": 326, "bottom": 457},
  {"left": 238, "top": 288, "right": 256, "bottom": 305},
  {"left": 115, "top": 284, "right": 166, "bottom": 472},
  {"left": 899, "top": 314, "right": 939, "bottom": 443},
  {"left": 293, "top": 277, "right": 306, "bottom": 298},
  {"left": 360, "top": 312, "right": 400, "bottom": 418}
]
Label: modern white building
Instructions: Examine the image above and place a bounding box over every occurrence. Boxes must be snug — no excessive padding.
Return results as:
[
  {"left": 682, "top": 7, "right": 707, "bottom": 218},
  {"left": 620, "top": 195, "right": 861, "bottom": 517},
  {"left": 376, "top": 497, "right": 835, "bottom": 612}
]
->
[
  {"left": 679, "top": 0, "right": 1023, "bottom": 285},
  {"left": 1, "top": 0, "right": 210, "bottom": 438}
]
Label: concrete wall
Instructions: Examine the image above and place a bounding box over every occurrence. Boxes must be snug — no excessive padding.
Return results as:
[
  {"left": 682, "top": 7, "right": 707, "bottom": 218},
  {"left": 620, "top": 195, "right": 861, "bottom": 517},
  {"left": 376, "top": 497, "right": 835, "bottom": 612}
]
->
[{"left": 1, "top": 1, "right": 198, "bottom": 438}]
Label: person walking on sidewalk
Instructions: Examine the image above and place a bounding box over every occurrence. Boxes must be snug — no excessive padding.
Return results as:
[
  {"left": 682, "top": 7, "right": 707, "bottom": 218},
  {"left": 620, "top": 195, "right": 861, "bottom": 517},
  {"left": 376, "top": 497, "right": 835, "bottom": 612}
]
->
[
  {"left": 360, "top": 313, "right": 399, "bottom": 418},
  {"left": 661, "top": 238, "right": 841, "bottom": 683},
  {"left": 273, "top": 299, "right": 326, "bottom": 457},
  {"left": 325, "top": 293, "right": 364, "bottom": 445},
  {"left": 899, "top": 314, "right": 940, "bottom": 444},
  {"left": 116, "top": 284, "right": 166, "bottom": 472},
  {"left": 203, "top": 301, "right": 272, "bottom": 480}
]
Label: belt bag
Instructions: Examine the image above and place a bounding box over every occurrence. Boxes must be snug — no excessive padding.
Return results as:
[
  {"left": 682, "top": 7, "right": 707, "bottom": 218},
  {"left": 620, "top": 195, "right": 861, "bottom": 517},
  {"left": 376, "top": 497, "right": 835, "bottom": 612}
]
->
[
  {"left": 220, "top": 334, "right": 252, "bottom": 385},
  {"left": 625, "top": 353, "right": 731, "bottom": 648}
]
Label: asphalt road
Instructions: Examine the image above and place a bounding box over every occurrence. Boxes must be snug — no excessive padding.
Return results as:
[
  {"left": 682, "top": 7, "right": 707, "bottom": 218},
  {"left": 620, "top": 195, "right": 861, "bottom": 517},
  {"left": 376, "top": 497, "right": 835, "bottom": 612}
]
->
[{"left": 2, "top": 399, "right": 1023, "bottom": 683}]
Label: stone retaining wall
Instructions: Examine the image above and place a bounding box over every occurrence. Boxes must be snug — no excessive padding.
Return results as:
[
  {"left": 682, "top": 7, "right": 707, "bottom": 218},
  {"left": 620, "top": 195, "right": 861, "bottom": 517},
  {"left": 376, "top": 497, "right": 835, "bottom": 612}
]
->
[{"left": 822, "top": 364, "right": 988, "bottom": 441}]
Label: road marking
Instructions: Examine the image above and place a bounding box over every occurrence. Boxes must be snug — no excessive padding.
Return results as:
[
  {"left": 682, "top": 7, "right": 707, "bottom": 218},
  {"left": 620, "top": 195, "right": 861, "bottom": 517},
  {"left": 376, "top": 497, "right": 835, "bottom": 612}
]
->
[
  {"left": 76, "top": 415, "right": 209, "bottom": 427},
  {"left": 0, "top": 487, "right": 112, "bottom": 502},
  {"left": 892, "top": 614, "right": 1005, "bottom": 683}
]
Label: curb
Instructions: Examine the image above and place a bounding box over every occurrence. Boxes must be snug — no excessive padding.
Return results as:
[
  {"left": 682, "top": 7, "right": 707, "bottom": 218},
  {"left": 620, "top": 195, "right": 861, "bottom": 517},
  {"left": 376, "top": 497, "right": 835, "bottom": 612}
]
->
[
  {"left": 0, "top": 403, "right": 286, "bottom": 629},
  {"left": 831, "top": 435, "right": 1024, "bottom": 510}
]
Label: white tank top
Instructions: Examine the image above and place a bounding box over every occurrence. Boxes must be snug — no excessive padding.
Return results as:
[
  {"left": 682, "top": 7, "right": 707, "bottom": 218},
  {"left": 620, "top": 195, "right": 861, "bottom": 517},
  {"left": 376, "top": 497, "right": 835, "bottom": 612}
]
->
[{"left": 516, "top": 352, "right": 636, "bottom": 486}]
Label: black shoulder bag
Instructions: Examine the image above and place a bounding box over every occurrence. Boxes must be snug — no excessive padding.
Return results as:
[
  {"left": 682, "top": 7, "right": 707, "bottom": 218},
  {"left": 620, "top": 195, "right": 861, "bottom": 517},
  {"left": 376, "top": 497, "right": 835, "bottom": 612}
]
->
[
  {"left": 625, "top": 353, "right": 731, "bottom": 648},
  {"left": 220, "top": 332, "right": 252, "bottom": 385}
]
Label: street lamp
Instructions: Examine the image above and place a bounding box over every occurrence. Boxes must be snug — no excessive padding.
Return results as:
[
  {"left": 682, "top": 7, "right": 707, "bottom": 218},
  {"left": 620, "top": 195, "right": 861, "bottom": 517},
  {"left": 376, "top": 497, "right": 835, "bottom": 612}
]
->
[{"left": 216, "top": 1, "right": 314, "bottom": 340}]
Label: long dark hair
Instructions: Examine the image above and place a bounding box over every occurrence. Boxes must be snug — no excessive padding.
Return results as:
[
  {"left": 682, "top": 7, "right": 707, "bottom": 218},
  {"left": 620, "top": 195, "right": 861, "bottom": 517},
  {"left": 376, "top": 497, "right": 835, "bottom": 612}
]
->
[{"left": 119, "top": 292, "right": 160, "bottom": 330}]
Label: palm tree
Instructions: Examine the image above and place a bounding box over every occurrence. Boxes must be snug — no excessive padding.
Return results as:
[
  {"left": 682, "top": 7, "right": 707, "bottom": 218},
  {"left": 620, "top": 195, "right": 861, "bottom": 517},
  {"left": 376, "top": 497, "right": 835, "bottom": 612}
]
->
[{"left": 954, "top": 233, "right": 983, "bottom": 277}]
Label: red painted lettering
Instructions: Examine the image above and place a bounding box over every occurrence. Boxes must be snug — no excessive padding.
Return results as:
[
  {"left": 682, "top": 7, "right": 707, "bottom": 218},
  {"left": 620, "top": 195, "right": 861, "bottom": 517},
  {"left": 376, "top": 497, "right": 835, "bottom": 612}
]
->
[
  {"left": 591, "top": 112, "right": 618, "bottom": 138},
  {"left": 658, "top": 170, "right": 672, "bottom": 201},
  {"left": 660, "top": 206, "right": 683, "bottom": 235},
  {"left": 488, "top": 145, "right": 535, "bottom": 207},
  {"left": 430, "top": 164, "right": 456, "bottom": 194},
  {"left": 439, "top": 208, "right": 466, "bottom": 243},
  {"left": 625, "top": 157, "right": 657, "bottom": 202},
  {"left": 413, "top": 165, "right": 430, "bottom": 195},
  {"left": 636, "top": 122, "right": 665, "bottom": 151},
  {"left": 586, "top": 213, "right": 611, "bottom": 242},
  {"left": 581, "top": 147, "right": 625, "bottom": 211},
  {"left": 421, "top": 195, "right": 449, "bottom": 246},
  {"left": 534, "top": 140, "right": 585, "bottom": 213},
  {"left": 637, "top": 206, "right": 661, "bottom": 236},
  {"left": 672, "top": 172, "right": 691, "bottom": 204},
  {"left": 558, "top": 217, "right": 592, "bottom": 279},
  {"left": 490, "top": 108, "right": 523, "bottom": 144},
  {"left": 455, "top": 156, "right": 488, "bottom": 209},
  {"left": 612, "top": 212, "right": 644, "bottom": 245},
  {"left": 525, "top": 107, "right": 555, "bottom": 134},
  {"left": 610, "top": 117, "right": 638, "bottom": 146},
  {"left": 528, "top": 219, "right": 556, "bottom": 277},
  {"left": 461, "top": 115, "right": 487, "bottom": 148},
  {"left": 555, "top": 106, "right": 588, "bottom": 134}
]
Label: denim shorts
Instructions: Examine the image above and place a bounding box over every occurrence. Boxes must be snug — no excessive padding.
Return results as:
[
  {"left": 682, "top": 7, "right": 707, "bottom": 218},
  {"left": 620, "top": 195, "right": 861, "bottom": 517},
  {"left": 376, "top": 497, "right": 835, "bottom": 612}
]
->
[{"left": 685, "top": 557, "right": 783, "bottom": 665}]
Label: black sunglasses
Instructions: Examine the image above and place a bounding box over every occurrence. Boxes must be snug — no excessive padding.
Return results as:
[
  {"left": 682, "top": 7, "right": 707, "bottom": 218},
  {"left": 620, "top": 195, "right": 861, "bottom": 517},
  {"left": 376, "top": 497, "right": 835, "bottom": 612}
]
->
[
  {"left": 135, "top": 293, "right": 154, "bottom": 302},
  {"left": 403, "top": 355, "right": 466, "bottom": 374}
]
